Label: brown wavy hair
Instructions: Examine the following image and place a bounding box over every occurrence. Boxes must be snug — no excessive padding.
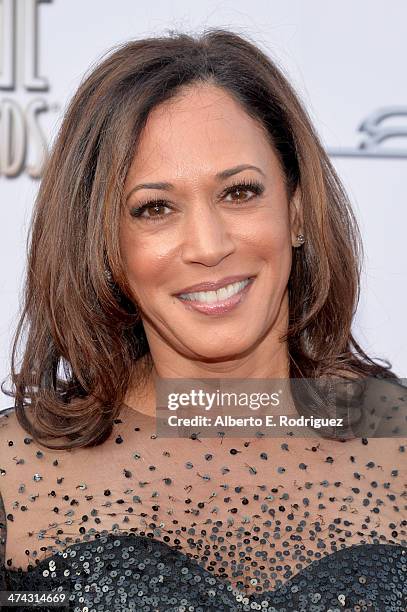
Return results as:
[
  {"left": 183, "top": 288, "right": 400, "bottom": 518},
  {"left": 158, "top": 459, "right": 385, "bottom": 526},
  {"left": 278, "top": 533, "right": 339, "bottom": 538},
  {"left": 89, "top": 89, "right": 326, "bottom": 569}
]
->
[{"left": 2, "top": 28, "right": 398, "bottom": 449}]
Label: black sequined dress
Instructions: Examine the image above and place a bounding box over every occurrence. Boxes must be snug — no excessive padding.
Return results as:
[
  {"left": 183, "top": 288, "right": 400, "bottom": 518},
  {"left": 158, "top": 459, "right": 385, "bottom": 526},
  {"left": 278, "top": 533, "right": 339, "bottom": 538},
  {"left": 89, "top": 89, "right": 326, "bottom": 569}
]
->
[{"left": 0, "top": 379, "right": 406, "bottom": 611}]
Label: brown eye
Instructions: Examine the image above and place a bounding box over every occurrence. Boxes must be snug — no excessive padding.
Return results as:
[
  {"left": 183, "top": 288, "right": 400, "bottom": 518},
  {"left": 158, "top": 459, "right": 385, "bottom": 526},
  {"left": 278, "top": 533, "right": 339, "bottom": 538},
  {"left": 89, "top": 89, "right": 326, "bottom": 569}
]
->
[
  {"left": 130, "top": 200, "right": 172, "bottom": 221},
  {"left": 227, "top": 187, "right": 253, "bottom": 201},
  {"left": 144, "top": 204, "right": 168, "bottom": 217},
  {"left": 222, "top": 180, "right": 264, "bottom": 204}
]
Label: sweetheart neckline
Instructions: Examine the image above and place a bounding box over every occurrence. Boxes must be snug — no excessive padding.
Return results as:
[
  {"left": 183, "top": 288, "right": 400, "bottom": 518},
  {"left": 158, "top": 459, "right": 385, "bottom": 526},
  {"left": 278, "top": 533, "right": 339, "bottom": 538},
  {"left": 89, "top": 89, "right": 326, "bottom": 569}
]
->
[{"left": 2, "top": 532, "right": 406, "bottom": 599}]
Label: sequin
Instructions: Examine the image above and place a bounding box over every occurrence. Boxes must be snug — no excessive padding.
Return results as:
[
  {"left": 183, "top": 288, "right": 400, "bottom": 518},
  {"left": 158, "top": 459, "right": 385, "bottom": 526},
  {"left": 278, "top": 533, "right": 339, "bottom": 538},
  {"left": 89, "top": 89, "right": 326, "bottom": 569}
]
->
[{"left": 0, "top": 394, "right": 406, "bottom": 611}]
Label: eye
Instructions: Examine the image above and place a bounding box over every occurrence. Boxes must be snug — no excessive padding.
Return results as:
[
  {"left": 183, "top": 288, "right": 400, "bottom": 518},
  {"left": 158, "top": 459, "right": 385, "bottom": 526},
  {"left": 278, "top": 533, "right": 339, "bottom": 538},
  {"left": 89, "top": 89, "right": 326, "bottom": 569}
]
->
[
  {"left": 130, "top": 199, "right": 172, "bottom": 222},
  {"left": 129, "top": 179, "right": 265, "bottom": 223},
  {"left": 222, "top": 179, "right": 265, "bottom": 203}
]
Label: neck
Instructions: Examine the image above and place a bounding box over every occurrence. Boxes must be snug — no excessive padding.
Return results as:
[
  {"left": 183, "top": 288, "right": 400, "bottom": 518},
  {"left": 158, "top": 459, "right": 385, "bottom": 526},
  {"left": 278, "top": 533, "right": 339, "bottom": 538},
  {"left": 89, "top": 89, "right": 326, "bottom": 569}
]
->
[
  {"left": 151, "top": 337, "right": 289, "bottom": 379},
  {"left": 124, "top": 323, "right": 290, "bottom": 418}
]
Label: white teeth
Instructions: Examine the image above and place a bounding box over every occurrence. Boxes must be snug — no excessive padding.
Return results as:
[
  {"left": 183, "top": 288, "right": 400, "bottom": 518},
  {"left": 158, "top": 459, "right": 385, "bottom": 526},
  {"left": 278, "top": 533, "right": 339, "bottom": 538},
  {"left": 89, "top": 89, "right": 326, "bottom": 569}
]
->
[{"left": 179, "top": 278, "right": 251, "bottom": 303}]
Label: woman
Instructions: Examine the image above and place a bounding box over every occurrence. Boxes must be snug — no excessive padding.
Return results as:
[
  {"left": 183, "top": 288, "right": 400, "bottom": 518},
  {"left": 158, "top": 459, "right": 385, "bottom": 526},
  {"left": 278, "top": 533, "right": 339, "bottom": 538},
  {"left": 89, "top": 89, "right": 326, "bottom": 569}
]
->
[{"left": 0, "top": 28, "right": 406, "bottom": 611}]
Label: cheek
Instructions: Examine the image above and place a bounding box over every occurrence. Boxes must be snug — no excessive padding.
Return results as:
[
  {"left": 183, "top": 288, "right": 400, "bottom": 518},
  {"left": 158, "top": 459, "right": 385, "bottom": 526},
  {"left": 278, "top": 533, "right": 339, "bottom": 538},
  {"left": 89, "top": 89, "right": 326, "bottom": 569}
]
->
[
  {"left": 244, "top": 214, "right": 293, "bottom": 288},
  {"left": 242, "top": 208, "right": 292, "bottom": 257},
  {"left": 125, "top": 254, "right": 160, "bottom": 296},
  {"left": 119, "top": 227, "right": 173, "bottom": 296}
]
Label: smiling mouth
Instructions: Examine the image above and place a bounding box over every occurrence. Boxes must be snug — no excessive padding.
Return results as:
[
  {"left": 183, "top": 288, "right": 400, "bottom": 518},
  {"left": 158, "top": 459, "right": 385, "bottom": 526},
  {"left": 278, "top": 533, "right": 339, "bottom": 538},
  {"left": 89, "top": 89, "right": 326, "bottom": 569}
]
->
[
  {"left": 178, "top": 277, "right": 253, "bottom": 303},
  {"left": 174, "top": 276, "right": 256, "bottom": 316}
]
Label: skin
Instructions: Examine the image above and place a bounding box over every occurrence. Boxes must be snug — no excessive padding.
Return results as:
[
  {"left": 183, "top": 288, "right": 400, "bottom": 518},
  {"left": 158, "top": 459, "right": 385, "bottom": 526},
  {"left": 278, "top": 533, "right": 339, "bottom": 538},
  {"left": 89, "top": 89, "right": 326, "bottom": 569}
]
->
[{"left": 119, "top": 83, "right": 303, "bottom": 410}]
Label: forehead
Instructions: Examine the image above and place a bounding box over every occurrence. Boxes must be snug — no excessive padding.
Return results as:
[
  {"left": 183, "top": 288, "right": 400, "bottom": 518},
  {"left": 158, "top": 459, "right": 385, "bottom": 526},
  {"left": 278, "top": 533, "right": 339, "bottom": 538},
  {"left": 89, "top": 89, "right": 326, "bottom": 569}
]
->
[{"left": 125, "top": 83, "right": 279, "bottom": 184}]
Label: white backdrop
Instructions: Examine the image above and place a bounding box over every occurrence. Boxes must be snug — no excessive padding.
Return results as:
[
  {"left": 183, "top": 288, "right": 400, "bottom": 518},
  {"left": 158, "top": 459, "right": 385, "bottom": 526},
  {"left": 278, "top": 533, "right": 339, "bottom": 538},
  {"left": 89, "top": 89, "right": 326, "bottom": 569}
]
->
[{"left": 1, "top": 0, "right": 406, "bottom": 410}]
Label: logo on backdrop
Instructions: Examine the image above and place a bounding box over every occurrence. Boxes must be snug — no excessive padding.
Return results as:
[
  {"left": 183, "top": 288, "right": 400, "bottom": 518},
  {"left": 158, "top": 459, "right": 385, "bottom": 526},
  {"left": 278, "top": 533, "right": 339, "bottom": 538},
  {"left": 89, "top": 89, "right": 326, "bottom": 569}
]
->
[
  {"left": 0, "top": 0, "right": 57, "bottom": 178},
  {"left": 327, "top": 107, "right": 407, "bottom": 159}
]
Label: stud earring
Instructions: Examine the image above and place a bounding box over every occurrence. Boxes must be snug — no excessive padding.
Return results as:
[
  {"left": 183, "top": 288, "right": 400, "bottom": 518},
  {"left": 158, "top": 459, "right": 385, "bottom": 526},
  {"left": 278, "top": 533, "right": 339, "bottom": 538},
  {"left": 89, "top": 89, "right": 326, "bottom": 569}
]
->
[
  {"left": 296, "top": 233, "right": 305, "bottom": 246},
  {"left": 104, "top": 266, "right": 114, "bottom": 284}
]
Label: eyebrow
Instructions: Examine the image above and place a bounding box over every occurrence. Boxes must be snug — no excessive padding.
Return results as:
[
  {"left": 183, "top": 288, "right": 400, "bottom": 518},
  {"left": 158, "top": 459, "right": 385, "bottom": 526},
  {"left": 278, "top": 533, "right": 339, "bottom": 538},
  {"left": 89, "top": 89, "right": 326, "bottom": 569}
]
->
[{"left": 125, "top": 164, "right": 266, "bottom": 202}]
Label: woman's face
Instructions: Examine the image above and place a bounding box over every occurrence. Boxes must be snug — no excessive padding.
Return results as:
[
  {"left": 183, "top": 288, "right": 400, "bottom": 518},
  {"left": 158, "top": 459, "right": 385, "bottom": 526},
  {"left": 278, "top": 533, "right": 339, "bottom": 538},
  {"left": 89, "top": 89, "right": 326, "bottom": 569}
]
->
[{"left": 120, "top": 83, "right": 302, "bottom": 362}]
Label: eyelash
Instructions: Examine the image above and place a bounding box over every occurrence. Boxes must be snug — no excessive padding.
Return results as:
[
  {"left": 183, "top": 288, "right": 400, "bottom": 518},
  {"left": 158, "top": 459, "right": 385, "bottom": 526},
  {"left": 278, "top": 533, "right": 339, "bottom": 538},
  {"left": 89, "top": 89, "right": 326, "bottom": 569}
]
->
[{"left": 129, "top": 179, "right": 265, "bottom": 223}]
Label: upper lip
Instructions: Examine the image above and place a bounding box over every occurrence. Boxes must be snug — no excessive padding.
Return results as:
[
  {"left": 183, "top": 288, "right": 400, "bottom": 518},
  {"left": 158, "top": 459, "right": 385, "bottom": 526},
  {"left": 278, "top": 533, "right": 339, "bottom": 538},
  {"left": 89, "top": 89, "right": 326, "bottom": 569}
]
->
[{"left": 174, "top": 274, "right": 256, "bottom": 295}]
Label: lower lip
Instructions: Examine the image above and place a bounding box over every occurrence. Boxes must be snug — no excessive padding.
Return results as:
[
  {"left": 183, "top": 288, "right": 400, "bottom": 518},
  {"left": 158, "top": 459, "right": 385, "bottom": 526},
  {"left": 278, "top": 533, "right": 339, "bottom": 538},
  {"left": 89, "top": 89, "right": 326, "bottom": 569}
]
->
[{"left": 175, "top": 277, "right": 256, "bottom": 316}]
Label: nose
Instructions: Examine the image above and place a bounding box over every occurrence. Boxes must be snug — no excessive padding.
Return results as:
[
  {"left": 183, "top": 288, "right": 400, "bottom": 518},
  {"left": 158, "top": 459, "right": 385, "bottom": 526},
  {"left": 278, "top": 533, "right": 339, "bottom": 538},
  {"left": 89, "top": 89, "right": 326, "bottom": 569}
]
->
[{"left": 180, "top": 202, "right": 235, "bottom": 266}]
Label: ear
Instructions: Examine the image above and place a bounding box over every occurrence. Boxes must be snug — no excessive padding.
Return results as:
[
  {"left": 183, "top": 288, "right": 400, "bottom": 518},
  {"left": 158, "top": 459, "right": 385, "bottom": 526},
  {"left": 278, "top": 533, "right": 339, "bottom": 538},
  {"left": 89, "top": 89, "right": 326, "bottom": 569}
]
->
[{"left": 289, "top": 186, "right": 303, "bottom": 247}]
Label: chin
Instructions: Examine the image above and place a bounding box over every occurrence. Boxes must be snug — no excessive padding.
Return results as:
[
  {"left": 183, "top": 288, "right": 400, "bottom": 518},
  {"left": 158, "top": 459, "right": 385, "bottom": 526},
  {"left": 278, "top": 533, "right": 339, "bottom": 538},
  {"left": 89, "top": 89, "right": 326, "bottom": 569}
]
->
[{"left": 181, "top": 336, "right": 256, "bottom": 362}]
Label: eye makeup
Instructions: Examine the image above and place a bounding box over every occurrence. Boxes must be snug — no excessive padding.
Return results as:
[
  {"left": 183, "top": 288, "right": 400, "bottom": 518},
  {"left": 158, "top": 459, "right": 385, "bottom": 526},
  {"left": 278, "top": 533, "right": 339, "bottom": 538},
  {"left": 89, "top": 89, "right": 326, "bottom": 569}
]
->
[{"left": 129, "top": 178, "right": 265, "bottom": 223}]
